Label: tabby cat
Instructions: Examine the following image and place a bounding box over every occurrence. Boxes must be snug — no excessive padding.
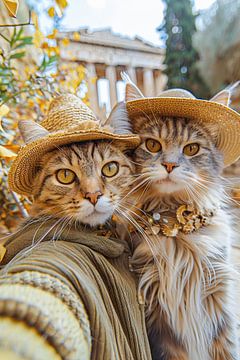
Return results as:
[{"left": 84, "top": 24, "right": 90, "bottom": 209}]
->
[
  {"left": 19, "top": 121, "right": 135, "bottom": 230},
  {"left": 108, "top": 81, "right": 239, "bottom": 360}
]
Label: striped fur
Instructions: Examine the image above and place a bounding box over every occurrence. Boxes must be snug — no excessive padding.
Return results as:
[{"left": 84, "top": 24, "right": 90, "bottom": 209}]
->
[{"left": 30, "top": 141, "right": 134, "bottom": 228}]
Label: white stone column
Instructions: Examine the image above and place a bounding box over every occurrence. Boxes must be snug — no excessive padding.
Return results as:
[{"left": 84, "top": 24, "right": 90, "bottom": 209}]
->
[
  {"left": 105, "top": 65, "right": 117, "bottom": 108},
  {"left": 155, "top": 71, "right": 168, "bottom": 95},
  {"left": 127, "top": 66, "right": 137, "bottom": 83},
  {"left": 143, "top": 68, "right": 155, "bottom": 97},
  {"left": 86, "top": 62, "right": 99, "bottom": 114}
]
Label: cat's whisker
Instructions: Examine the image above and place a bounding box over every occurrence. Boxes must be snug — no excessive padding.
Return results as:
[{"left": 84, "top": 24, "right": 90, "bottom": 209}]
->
[
  {"left": 135, "top": 179, "right": 153, "bottom": 203},
  {"left": 184, "top": 184, "right": 202, "bottom": 206},
  {"left": 31, "top": 216, "right": 65, "bottom": 246},
  {"left": 128, "top": 159, "right": 145, "bottom": 167},
  {"left": 120, "top": 199, "right": 149, "bottom": 216},
  {"left": 116, "top": 204, "right": 179, "bottom": 275},
  {"left": 115, "top": 207, "right": 163, "bottom": 272},
  {"left": 28, "top": 209, "right": 74, "bottom": 249},
  {"left": 197, "top": 177, "right": 239, "bottom": 205},
  {"left": 56, "top": 215, "right": 76, "bottom": 242},
  {"left": 190, "top": 179, "right": 232, "bottom": 206},
  {"left": 52, "top": 215, "right": 71, "bottom": 241},
  {"left": 0, "top": 215, "right": 51, "bottom": 240},
  {"left": 3, "top": 217, "right": 64, "bottom": 274},
  {"left": 120, "top": 176, "right": 152, "bottom": 202},
  {"left": 137, "top": 108, "right": 156, "bottom": 124},
  {"left": 123, "top": 177, "right": 153, "bottom": 205}
]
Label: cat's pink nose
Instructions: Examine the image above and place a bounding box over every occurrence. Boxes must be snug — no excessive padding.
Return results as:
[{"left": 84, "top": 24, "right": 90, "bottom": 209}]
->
[
  {"left": 84, "top": 191, "right": 103, "bottom": 205},
  {"left": 161, "top": 162, "right": 179, "bottom": 173}
]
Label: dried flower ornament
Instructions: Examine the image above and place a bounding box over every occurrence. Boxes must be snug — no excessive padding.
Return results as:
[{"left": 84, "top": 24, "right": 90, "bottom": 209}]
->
[{"left": 138, "top": 204, "right": 215, "bottom": 237}]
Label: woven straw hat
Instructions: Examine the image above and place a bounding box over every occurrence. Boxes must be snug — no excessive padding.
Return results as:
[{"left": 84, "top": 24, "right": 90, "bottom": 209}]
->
[
  {"left": 124, "top": 82, "right": 240, "bottom": 167},
  {"left": 8, "top": 93, "right": 140, "bottom": 196}
]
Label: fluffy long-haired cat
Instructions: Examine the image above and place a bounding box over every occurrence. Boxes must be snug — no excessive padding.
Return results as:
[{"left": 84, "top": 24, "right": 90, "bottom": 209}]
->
[
  {"left": 108, "top": 80, "right": 239, "bottom": 360},
  {"left": 17, "top": 121, "right": 135, "bottom": 232}
]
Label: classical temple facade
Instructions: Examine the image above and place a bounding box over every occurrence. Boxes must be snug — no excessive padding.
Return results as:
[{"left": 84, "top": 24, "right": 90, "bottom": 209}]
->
[{"left": 58, "top": 28, "right": 167, "bottom": 119}]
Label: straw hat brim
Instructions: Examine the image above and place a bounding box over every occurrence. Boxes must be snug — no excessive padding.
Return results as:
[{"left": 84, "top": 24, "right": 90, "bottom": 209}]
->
[
  {"left": 126, "top": 97, "right": 240, "bottom": 167},
  {"left": 8, "top": 129, "right": 140, "bottom": 197}
]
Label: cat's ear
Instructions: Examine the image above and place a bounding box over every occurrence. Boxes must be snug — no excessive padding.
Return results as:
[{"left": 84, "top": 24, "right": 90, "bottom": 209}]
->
[
  {"left": 121, "top": 72, "right": 144, "bottom": 102},
  {"left": 210, "top": 82, "right": 240, "bottom": 106},
  {"left": 19, "top": 120, "right": 49, "bottom": 144},
  {"left": 105, "top": 101, "right": 132, "bottom": 134}
]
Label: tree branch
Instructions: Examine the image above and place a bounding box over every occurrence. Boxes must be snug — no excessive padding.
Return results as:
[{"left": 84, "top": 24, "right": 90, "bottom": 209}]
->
[
  {"left": 0, "top": 11, "right": 33, "bottom": 28},
  {"left": 0, "top": 32, "right": 10, "bottom": 42}
]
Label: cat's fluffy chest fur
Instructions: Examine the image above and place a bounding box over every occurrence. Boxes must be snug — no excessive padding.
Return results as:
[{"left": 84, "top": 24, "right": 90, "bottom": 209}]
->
[{"left": 131, "top": 205, "right": 237, "bottom": 360}]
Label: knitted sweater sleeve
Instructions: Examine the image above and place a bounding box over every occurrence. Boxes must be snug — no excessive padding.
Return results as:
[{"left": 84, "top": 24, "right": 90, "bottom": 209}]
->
[{"left": 0, "top": 270, "right": 91, "bottom": 360}]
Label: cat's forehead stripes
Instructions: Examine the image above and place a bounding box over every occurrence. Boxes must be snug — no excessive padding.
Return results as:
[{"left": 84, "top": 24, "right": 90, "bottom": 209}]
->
[
  {"left": 39, "top": 141, "right": 133, "bottom": 183},
  {"left": 138, "top": 116, "right": 214, "bottom": 147},
  {"left": 69, "top": 142, "right": 118, "bottom": 164},
  {"left": 48, "top": 143, "right": 101, "bottom": 172}
]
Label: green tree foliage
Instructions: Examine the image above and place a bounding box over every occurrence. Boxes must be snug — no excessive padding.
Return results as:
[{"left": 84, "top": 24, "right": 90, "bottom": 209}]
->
[
  {"left": 194, "top": 0, "right": 240, "bottom": 92},
  {"left": 158, "top": 0, "right": 209, "bottom": 98}
]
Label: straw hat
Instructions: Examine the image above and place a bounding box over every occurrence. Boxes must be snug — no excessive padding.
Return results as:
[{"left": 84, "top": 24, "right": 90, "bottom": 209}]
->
[
  {"left": 8, "top": 94, "right": 140, "bottom": 197},
  {"left": 123, "top": 77, "right": 240, "bottom": 167}
]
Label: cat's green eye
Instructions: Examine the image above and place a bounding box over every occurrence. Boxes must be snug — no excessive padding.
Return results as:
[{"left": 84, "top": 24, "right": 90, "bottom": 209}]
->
[
  {"left": 145, "top": 138, "right": 162, "bottom": 153},
  {"left": 102, "top": 162, "right": 119, "bottom": 178},
  {"left": 183, "top": 143, "right": 200, "bottom": 156},
  {"left": 56, "top": 169, "right": 76, "bottom": 184}
]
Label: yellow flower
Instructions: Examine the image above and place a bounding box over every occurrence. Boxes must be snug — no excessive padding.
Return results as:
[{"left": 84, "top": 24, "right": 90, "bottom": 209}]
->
[
  {"left": 2, "top": 0, "right": 19, "bottom": 18},
  {"left": 0, "top": 104, "right": 9, "bottom": 117},
  {"left": 0, "top": 145, "right": 17, "bottom": 159},
  {"left": 33, "top": 29, "right": 45, "bottom": 48},
  {"left": 48, "top": 7, "right": 55, "bottom": 18},
  {"left": 0, "top": 104, "right": 9, "bottom": 131},
  {"left": 61, "top": 38, "right": 70, "bottom": 46},
  {"left": 47, "top": 29, "right": 58, "bottom": 40},
  {"left": 55, "top": 0, "right": 68, "bottom": 16},
  {"left": 41, "top": 42, "right": 49, "bottom": 49},
  {"left": 31, "top": 12, "right": 39, "bottom": 30},
  {"left": 56, "top": 0, "right": 68, "bottom": 9},
  {"left": 44, "top": 46, "right": 60, "bottom": 56},
  {"left": 90, "top": 76, "right": 97, "bottom": 84},
  {"left": 50, "top": 72, "right": 58, "bottom": 78},
  {"left": 55, "top": 47, "right": 60, "bottom": 56},
  {"left": 27, "top": 99, "right": 35, "bottom": 107},
  {"left": 73, "top": 32, "right": 81, "bottom": 41},
  {"left": 72, "top": 79, "right": 80, "bottom": 90},
  {"left": 4, "top": 144, "right": 20, "bottom": 153}
]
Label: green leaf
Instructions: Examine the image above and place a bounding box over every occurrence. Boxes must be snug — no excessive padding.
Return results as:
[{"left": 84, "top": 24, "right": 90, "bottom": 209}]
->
[
  {"left": 21, "top": 36, "right": 33, "bottom": 44},
  {"left": 10, "top": 51, "right": 25, "bottom": 59},
  {"left": 0, "top": 73, "right": 12, "bottom": 78},
  {"left": 38, "top": 54, "right": 58, "bottom": 72},
  {"left": 13, "top": 27, "right": 17, "bottom": 38},
  {"left": 16, "top": 27, "right": 24, "bottom": 41},
  {"left": 10, "top": 27, "right": 17, "bottom": 47},
  {"left": 12, "top": 43, "right": 26, "bottom": 50},
  {"left": 13, "top": 39, "right": 33, "bottom": 50}
]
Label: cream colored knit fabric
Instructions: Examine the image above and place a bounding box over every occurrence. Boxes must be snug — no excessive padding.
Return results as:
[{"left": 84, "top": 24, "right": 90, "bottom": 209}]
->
[{"left": 0, "top": 220, "right": 151, "bottom": 360}]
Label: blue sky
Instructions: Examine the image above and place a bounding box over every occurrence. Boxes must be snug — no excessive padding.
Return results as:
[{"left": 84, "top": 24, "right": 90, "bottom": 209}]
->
[{"left": 60, "top": 0, "right": 216, "bottom": 45}]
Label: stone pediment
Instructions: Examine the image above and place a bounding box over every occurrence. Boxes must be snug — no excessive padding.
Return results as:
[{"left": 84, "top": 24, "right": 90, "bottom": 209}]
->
[{"left": 59, "top": 27, "right": 164, "bottom": 54}]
